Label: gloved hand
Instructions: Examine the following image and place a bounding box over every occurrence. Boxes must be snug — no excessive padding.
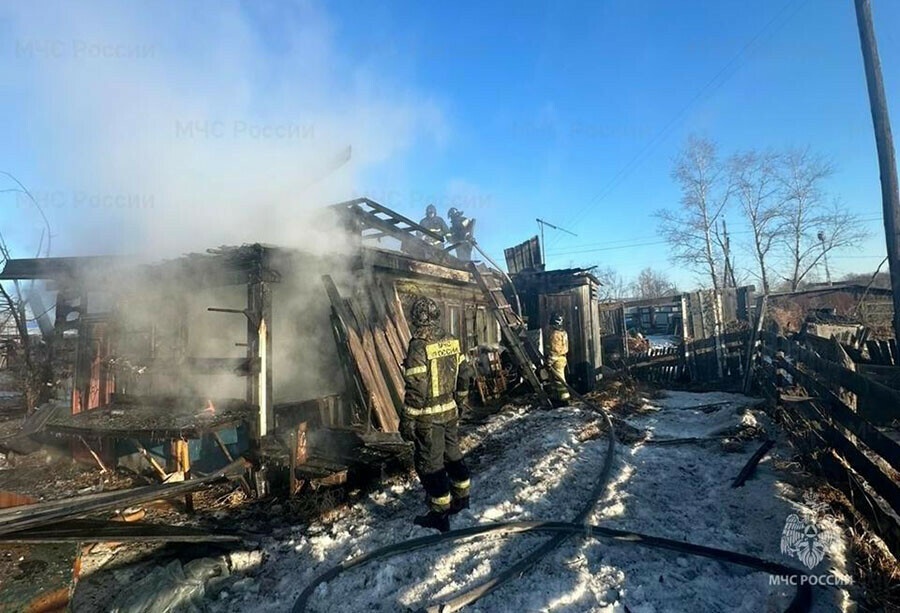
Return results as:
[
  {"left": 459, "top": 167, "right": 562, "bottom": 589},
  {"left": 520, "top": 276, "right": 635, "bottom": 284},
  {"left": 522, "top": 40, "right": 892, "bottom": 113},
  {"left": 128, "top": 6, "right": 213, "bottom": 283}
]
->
[{"left": 400, "top": 417, "right": 415, "bottom": 442}]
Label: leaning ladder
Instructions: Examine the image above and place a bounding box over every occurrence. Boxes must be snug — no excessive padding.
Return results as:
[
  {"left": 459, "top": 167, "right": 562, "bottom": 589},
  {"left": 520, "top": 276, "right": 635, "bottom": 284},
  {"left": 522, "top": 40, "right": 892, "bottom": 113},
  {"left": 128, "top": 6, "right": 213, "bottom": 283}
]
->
[{"left": 468, "top": 262, "right": 552, "bottom": 408}]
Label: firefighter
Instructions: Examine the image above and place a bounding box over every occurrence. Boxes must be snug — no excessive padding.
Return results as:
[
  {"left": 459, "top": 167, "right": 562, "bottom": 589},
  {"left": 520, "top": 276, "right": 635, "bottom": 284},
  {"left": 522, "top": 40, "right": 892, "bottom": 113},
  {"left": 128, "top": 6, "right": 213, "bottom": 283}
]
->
[
  {"left": 401, "top": 296, "right": 473, "bottom": 532},
  {"left": 447, "top": 207, "right": 475, "bottom": 260},
  {"left": 419, "top": 204, "right": 450, "bottom": 245},
  {"left": 546, "top": 312, "right": 571, "bottom": 403}
]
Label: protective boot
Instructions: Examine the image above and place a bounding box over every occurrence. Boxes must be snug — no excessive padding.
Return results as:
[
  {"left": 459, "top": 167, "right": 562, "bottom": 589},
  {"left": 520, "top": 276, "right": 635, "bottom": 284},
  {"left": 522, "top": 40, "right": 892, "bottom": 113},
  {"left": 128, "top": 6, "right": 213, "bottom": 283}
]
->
[
  {"left": 414, "top": 511, "right": 450, "bottom": 533},
  {"left": 449, "top": 496, "right": 469, "bottom": 515}
]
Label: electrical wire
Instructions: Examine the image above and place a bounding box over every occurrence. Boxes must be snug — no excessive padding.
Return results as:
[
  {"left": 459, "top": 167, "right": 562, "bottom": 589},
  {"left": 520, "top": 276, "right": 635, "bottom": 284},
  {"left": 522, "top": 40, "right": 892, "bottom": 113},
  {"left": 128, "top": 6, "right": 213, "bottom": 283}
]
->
[
  {"left": 544, "top": 214, "right": 887, "bottom": 258},
  {"left": 546, "top": 0, "right": 809, "bottom": 252}
]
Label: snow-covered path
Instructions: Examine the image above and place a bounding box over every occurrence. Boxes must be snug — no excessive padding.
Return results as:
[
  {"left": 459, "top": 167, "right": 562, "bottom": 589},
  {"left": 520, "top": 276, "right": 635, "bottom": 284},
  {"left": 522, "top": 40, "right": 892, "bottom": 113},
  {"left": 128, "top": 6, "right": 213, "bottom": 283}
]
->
[{"left": 212, "top": 391, "right": 853, "bottom": 612}]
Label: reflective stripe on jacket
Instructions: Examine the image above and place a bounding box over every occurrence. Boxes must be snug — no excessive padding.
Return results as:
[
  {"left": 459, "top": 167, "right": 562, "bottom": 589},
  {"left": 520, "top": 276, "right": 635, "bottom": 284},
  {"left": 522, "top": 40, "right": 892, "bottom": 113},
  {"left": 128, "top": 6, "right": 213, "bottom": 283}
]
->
[{"left": 403, "top": 325, "right": 470, "bottom": 421}]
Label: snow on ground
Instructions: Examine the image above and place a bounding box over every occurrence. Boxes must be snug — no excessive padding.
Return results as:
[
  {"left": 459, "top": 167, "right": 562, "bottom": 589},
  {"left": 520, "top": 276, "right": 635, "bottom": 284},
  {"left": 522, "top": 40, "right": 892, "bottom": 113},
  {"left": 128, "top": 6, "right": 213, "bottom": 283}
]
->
[
  {"left": 645, "top": 335, "right": 680, "bottom": 349},
  {"left": 207, "top": 392, "right": 854, "bottom": 612}
]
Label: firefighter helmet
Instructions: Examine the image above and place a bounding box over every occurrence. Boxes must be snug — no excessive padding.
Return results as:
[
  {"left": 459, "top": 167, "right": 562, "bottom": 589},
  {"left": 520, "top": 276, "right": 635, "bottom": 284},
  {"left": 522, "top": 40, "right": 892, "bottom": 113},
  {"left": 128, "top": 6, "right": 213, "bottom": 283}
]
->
[
  {"left": 426, "top": 204, "right": 437, "bottom": 217},
  {"left": 411, "top": 296, "right": 440, "bottom": 327},
  {"left": 448, "top": 207, "right": 460, "bottom": 219},
  {"left": 551, "top": 312, "right": 564, "bottom": 327}
]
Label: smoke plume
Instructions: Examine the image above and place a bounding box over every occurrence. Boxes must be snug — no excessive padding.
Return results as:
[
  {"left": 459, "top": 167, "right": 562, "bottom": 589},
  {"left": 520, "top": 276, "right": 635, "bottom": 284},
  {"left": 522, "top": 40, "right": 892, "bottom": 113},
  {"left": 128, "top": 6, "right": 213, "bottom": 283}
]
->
[{"left": 4, "top": 0, "right": 445, "bottom": 258}]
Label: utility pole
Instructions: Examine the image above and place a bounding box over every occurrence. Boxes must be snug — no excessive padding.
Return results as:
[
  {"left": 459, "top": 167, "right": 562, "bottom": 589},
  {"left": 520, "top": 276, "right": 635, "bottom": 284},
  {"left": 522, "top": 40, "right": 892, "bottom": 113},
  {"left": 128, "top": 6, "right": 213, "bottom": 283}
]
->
[
  {"left": 721, "top": 218, "right": 737, "bottom": 288},
  {"left": 817, "top": 230, "right": 832, "bottom": 285},
  {"left": 854, "top": 0, "right": 900, "bottom": 341}
]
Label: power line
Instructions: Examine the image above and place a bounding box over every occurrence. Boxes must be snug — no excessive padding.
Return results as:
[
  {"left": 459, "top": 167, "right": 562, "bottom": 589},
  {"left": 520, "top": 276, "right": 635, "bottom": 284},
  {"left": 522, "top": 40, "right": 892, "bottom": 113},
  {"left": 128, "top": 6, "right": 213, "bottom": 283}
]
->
[
  {"left": 545, "top": 214, "right": 886, "bottom": 257},
  {"left": 545, "top": 0, "right": 808, "bottom": 253}
]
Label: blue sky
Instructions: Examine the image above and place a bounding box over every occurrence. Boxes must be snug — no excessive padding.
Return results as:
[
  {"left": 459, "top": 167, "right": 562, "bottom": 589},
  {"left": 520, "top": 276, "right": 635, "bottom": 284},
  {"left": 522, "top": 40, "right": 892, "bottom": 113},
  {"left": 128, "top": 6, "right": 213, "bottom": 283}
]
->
[{"left": 2, "top": 0, "right": 898, "bottom": 288}]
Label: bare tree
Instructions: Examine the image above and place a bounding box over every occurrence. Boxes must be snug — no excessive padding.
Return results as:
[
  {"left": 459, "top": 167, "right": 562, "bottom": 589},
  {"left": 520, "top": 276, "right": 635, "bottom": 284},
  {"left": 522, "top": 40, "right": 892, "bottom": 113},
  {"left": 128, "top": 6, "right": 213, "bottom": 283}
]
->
[
  {"left": 777, "top": 149, "right": 869, "bottom": 290},
  {"left": 0, "top": 173, "right": 54, "bottom": 412},
  {"left": 594, "top": 266, "right": 630, "bottom": 302},
  {"left": 631, "top": 267, "right": 678, "bottom": 299},
  {"left": 657, "top": 136, "right": 734, "bottom": 290},
  {"left": 730, "top": 150, "right": 781, "bottom": 293},
  {"left": 0, "top": 241, "right": 44, "bottom": 412}
]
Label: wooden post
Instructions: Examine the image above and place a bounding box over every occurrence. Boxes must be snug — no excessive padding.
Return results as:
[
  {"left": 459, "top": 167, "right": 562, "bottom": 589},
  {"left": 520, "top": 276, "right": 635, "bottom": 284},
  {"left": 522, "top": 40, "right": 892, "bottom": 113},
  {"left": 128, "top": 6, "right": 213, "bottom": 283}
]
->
[
  {"left": 713, "top": 291, "right": 726, "bottom": 379},
  {"left": 176, "top": 439, "right": 193, "bottom": 514},
  {"left": 854, "top": 0, "right": 900, "bottom": 342},
  {"left": 247, "top": 281, "right": 273, "bottom": 439},
  {"left": 832, "top": 337, "right": 858, "bottom": 410},
  {"left": 741, "top": 295, "right": 768, "bottom": 394},
  {"left": 680, "top": 294, "right": 690, "bottom": 379}
]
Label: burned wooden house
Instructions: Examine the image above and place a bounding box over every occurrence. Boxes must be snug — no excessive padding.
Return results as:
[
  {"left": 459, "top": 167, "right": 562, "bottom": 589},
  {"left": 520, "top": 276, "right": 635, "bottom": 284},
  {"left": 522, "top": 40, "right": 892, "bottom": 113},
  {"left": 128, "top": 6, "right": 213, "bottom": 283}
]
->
[{"left": 0, "top": 198, "right": 516, "bottom": 494}]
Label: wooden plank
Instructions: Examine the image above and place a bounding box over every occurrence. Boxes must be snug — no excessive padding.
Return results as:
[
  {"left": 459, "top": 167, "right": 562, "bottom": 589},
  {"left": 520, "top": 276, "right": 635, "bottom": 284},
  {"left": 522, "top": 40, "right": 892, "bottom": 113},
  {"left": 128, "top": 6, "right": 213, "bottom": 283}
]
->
[
  {"left": 329, "top": 312, "right": 370, "bottom": 427},
  {"left": 344, "top": 297, "right": 397, "bottom": 432},
  {"left": 380, "top": 280, "right": 411, "bottom": 346},
  {"left": 348, "top": 297, "right": 403, "bottom": 430},
  {"left": 0, "top": 519, "right": 242, "bottom": 543},
  {"left": 818, "top": 451, "right": 900, "bottom": 560},
  {"left": 857, "top": 364, "right": 900, "bottom": 389},
  {"left": 368, "top": 285, "right": 406, "bottom": 368},
  {"left": 0, "top": 460, "right": 247, "bottom": 536},
  {"left": 764, "top": 332, "right": 900, "bottom": 423},
  {"left": 322, "top": 276, "right": 396, "bottom": 432},
  {"left": 794, "top": 399, "right": 900, "bottom": 517},
  {"left": 131, "top": 438, "right": 168, "bottom": 481},
  {"left": 211, "top": 432, "right": 252, "bottom": 496},
  {"left": 867, "top": 340, "right": 886, "bottom": 364},
  {"left": 765, "top": 348, "right": 900, "bottom": 473},
  {"left": 775, "top": 384, "right": 900, "bottom": 560},
  {"left": 350, "top": 207, "right": 459, "bottom": 267}
]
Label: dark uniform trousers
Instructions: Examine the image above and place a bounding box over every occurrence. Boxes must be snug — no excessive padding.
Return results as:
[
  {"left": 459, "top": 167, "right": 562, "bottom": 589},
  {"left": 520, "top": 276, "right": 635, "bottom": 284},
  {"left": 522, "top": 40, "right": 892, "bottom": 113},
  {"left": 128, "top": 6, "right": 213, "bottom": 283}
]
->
[
  {"left": 412, "top": 418, "right": 469, "bottom": 512},
  {"left": 402, "top": 325, "right": 472, "bottom": 513}
]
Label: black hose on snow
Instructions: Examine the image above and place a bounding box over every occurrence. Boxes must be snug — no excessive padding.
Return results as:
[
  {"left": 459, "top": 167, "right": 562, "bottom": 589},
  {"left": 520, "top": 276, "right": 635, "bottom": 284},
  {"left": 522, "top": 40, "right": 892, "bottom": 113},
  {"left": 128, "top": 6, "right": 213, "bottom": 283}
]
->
[
  {"left": 291, "top": 520, "right": 811, "bottom": 612},
  {"left": 292, "top": 379, "right": 811, "bottom": 613},
  {"left": 421, "top": 380, "right": 616, "bottom": 612}
]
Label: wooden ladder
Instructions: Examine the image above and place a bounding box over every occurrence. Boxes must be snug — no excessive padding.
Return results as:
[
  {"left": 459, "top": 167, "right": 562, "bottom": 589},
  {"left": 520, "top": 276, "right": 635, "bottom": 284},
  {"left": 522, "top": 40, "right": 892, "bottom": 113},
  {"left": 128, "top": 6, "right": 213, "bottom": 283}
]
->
[
  {"left": 468, "top": 263, "right": 551, "bottom": 407},
  {"left": 332, "top": 197, "right": 463, "bottom": 268}
]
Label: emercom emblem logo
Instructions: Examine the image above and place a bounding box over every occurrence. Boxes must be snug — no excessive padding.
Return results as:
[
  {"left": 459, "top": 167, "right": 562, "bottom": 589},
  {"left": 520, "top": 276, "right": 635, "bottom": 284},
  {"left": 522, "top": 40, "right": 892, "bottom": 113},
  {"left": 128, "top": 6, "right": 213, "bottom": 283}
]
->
[{"left": 780, "top": 495, "right": 839, "bottom": 570}]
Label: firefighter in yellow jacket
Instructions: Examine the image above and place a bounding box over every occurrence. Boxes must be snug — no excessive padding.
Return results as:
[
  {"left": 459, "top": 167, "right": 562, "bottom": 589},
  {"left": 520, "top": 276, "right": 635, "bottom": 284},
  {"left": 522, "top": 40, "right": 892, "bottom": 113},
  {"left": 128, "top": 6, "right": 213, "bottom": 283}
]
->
[
  {"left": 401, "top": 296, "right": 473, "bottom": 532},
  {"left": 547, "top": 312, "right": 571, "bottom": 403}
]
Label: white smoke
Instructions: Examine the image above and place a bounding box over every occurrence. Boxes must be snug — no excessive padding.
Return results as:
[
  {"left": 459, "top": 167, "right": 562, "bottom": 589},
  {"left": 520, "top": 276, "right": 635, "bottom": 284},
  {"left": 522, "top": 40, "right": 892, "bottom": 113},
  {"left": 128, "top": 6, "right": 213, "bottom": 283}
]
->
[
  {"left": 3, "top": 2, "right": 451, "bottom": 406},
  {"left": 4, "top": 0, "right": 446, "bottom": 257}
]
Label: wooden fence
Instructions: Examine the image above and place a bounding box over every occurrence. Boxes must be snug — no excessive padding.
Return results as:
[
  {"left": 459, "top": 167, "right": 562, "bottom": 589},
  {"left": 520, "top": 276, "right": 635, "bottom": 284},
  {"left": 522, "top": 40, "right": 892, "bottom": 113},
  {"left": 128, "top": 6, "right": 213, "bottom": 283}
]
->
[
  {"left": 624, "top": 330, "right": 750, "bottom": 385},
  {"left": 618, "top": 287, "right": 755, "bottom": 385},
  {"left": 625, "top": 345, "right": 682, "bottom": 382},
  {"left": 756, "top": 331, "right": 900, "bottom": 559}
]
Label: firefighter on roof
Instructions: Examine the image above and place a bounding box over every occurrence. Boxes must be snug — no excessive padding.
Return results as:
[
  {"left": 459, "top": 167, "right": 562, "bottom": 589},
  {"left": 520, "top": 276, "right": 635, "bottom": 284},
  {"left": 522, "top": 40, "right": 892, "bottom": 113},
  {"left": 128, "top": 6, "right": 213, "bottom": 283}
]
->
[
  {"left": 401, "top": 296, "right": 473, "bottom": 532},
  {"left": 546, "top": 312, "right": 571, "bottom": 403},
  {"left": 419, "top": 204, "right": 450, "bottom": 245},
  {"left": 447, "top": 207, "right": 475, "bottom": 260}
]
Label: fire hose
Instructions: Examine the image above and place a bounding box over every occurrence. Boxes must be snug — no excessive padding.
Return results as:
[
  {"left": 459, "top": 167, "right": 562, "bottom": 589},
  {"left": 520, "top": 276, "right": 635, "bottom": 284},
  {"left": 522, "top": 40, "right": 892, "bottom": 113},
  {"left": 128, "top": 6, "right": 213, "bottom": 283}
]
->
[{"left": 293, "top": 376, "right": 812, "bottom": 613}]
